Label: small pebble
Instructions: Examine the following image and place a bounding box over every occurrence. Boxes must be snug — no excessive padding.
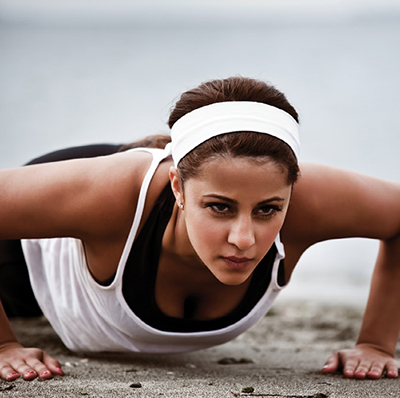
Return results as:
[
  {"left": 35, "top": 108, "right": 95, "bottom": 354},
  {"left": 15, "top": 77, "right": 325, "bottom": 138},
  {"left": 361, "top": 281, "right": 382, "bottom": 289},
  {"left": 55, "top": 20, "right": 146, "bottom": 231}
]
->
[
  {"left": 130, "top": 382, "right": 142, "bottom": 388},
  {"left": 218, "top": 357, "right": 254, "bottom": 365},
  {"left": 125, "top": 368, "right": 138, "bottom": 373},
  {"left": 241, "top": 386, "right": 254, "bottom": 393},
  {"left": 0, "top": 385, "right": 15, "bottom": 392}
]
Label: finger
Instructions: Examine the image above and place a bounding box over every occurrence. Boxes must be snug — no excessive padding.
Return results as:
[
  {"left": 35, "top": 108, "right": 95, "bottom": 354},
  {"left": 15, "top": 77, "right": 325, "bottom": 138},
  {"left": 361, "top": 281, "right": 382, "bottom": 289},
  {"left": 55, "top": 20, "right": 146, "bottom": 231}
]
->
[
  {"left": 354, "top": 361, "right": 374, "bottom": 379},
  {"left": 385, "top": 360, "right": 399, "bottom": 378},
  {"left": 6, "top": 371, "right": 20, "bottom": 381},
  {"left": 8, "top": 362, "right": 38, "bottom": 380},
  {"left": 0, "top": 365, "right": 20, "bottom": 382},
  {"left": 342, "top": 358, "right": 359, "bottom": 379},
  {"left": 322, "top": 352, "right": 339, "bottom": 373},
  {"left": 25, "top": 358, "right": 53, "bottom": 379},
  {"left": 42, "top": 352, "right": 64, "bottom": 376},
  {"left": 365, "top": 362, "right": 385, "bottom": 380}
]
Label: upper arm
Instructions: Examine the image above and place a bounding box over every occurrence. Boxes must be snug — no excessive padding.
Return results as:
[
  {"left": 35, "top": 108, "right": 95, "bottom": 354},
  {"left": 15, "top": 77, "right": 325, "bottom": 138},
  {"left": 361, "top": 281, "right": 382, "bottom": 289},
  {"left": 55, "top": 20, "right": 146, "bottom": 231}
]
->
[
  {"left": 0, "top": 150, "right": 151, "bottom": 241},
  {"left": 282, "top": 163, "right": 400, "bottom": 251}
]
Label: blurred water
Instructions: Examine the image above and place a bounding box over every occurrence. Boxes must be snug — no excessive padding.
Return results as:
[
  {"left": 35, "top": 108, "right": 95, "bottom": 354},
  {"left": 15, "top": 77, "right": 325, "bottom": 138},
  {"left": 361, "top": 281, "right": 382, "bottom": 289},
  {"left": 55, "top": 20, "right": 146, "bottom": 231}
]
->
[{"left": 0, "top": 2, "right": 399, "bottom": 306}]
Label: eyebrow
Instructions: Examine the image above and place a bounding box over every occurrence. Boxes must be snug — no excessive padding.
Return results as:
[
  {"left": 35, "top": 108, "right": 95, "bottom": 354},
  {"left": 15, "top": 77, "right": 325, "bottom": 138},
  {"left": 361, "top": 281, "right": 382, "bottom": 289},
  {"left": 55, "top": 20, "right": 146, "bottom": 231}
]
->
[{"left": 202, "top": 194, "right": 285, "bottom": 205}]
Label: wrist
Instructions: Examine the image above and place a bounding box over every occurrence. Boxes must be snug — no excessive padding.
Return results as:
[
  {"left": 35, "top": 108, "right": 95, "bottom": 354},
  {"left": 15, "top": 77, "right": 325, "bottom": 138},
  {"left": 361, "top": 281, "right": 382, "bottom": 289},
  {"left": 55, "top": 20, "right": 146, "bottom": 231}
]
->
[
  {"left": 355, "top": 341, "right": 395, "bottom": 358},
  {"left": 0, "top": 340, "right": 21, "bottom": 351}
]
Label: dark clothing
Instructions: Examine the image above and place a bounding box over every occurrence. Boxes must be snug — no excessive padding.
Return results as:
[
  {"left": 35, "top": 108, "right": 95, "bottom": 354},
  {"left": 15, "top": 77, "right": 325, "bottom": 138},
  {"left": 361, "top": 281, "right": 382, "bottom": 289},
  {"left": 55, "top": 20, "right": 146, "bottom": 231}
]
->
[
  {"left": 25, "top": 144, "right": 122, "bottom": 165},
  {"left": 0, "top": 240, "right": 42, "bottom": 317}
]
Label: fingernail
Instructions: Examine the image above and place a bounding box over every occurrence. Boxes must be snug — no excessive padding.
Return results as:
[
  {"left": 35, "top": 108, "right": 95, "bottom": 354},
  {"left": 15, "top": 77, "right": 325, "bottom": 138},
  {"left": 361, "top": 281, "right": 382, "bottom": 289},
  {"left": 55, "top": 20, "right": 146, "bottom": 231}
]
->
[
  {"left": 40, "top": 370, "right": 51, "bottom": 377},
  {"left": 56, "top": 367, "right": 64, "bottom": 375},
  {"left": 7, "top": 372, "right": 18, "bottom": 380}
]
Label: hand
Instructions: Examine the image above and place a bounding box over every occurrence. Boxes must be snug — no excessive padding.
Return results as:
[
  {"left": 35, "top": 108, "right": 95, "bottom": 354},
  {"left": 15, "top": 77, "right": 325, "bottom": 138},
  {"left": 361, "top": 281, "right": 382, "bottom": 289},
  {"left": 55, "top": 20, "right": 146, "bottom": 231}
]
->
[
  {"left": 322, "top": 343, "right": 399, "bottom": 379},
  {"left": 0, "top": 342, "right": 64, "bottom": 381}
]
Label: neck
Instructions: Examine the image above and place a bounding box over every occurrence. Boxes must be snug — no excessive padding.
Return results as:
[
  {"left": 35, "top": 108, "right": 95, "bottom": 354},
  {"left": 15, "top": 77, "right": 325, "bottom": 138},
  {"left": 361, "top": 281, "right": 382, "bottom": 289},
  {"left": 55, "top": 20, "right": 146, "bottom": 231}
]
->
[{"left": 162, "top": 205, "right": 203, "bottom": 269}]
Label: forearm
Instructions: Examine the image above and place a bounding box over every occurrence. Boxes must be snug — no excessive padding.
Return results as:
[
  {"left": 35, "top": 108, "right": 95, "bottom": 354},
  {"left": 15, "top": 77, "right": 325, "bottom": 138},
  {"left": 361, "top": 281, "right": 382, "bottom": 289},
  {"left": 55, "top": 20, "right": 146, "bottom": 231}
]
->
[
  {"left": 357, "top": 235, "right": 400, "bottom": 355},
  {"left": 0, "top": 300, "right": 19, "bottom": 346}
]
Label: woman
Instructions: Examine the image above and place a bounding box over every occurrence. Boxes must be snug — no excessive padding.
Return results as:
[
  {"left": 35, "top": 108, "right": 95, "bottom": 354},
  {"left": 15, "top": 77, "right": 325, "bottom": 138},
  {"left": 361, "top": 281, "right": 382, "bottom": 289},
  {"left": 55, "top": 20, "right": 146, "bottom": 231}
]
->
[{"left": 0, "top": 77, "right": 399, "bottom": 382}]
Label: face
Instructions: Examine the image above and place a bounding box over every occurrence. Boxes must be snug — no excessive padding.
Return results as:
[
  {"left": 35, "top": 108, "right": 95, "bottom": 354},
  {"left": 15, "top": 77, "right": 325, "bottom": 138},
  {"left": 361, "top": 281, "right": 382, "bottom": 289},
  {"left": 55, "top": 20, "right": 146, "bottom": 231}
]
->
[{"left": 170, "top": 157, "right": 292, "bottom": 286}]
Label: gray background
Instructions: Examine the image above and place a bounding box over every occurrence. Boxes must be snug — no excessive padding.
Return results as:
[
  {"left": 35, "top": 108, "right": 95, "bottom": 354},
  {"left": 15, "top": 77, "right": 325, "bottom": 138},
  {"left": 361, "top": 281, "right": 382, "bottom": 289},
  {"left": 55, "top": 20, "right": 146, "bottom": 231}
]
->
[{"left": 1, "top": 0, "right": 399, "bottom": 305}]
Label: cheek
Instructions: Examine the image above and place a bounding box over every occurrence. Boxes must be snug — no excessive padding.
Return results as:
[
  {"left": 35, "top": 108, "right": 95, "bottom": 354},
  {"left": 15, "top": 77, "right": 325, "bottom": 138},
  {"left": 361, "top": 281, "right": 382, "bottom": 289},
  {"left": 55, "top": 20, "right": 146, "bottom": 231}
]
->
[
  {"left": 255, "top": 217, "right": 287, "bottom": 251},
  {"left": 183, "top": 212, "right": 230, "bottom": 263},
  {"left": 262, "top": 218, "right": 284, "bottom": 237},
  {"left": 186, "top": 214, "right": 224, "bottom": 247},
  {"left": 258, "top": 228, "right": 280, "bottom": 252}
]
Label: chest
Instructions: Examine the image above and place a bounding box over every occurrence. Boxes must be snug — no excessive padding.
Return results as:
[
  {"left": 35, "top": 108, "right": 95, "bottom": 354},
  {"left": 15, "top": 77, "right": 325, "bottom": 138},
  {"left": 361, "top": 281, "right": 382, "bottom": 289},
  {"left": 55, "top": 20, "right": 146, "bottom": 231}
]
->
[{"left": 154, "top": 254, "right": 251, "bottom": 320}]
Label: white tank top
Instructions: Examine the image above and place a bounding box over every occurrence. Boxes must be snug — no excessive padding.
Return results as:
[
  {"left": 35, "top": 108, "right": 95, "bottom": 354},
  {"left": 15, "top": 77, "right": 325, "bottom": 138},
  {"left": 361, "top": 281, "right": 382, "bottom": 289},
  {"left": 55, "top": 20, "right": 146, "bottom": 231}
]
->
[{"left": 21, "top": 147, "right": 287, "bottom": 353}]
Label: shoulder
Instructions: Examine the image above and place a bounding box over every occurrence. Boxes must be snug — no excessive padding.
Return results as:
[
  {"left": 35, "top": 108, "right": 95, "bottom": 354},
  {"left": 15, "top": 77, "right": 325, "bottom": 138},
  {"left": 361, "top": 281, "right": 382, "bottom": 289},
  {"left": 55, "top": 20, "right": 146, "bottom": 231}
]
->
[
  {"left": 0, "top": 148, "right": 158, "bottom": 241},
  {"left": 88, "top": 148, "right": 173, "bottom": 235},
  {"left": 282, "top": 162, "right": 400, "bottom": 251},
  {"left": 62, "top": 149, "right": 157, "bottom": 240},
  {"left": 82, "top": 148, "right": 172, "bottom": 236}
]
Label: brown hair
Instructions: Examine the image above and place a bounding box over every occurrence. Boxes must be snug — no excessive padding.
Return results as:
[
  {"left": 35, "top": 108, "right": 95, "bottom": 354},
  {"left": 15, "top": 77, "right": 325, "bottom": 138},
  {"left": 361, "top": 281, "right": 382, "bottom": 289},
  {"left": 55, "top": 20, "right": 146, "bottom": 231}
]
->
[
  {"left": 119, "top": 134, "right": 171, "bottom": 152},
  {"left": 169, "top": 77, "right": 300, "bottom": 186},
  {"left": 122, "top": 77, "right": 300, "bottom": 185}
]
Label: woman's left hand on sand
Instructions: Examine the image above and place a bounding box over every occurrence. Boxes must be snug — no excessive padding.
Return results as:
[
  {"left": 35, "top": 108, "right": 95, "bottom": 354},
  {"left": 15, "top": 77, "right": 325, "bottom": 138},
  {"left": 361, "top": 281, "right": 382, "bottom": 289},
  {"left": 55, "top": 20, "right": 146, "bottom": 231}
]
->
[{"left": 322, "top": 343, "right": 399, "bottom": 379}]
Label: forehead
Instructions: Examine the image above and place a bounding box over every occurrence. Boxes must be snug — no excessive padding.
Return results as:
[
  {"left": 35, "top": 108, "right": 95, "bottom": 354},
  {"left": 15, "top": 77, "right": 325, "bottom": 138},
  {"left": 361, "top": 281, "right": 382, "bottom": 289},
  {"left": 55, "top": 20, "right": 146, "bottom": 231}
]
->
[{"left": 184, "top": 157, "right": 291, "bottom": 199}]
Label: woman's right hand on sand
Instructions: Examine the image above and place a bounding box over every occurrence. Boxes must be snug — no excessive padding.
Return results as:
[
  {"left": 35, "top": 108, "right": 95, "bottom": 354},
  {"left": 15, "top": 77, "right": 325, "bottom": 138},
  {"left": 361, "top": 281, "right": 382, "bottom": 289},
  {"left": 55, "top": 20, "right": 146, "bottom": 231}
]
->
[{"left": 0, "top": 342, "right": 63, "bottom": 381}]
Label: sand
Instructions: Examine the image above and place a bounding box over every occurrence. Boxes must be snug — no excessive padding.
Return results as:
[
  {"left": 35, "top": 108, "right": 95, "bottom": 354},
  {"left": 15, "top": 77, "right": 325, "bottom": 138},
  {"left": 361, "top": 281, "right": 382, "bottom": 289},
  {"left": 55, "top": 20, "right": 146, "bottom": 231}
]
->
[{"left": 1, "top": 301, "right": 399, "bottom": 398}]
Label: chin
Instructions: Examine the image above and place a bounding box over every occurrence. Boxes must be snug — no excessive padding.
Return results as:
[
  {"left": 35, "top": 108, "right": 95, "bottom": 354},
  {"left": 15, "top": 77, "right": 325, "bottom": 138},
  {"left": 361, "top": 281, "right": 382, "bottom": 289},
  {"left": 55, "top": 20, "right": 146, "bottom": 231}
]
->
[{"left": 216, "top": 272, "right": 252, "bottom": 286}]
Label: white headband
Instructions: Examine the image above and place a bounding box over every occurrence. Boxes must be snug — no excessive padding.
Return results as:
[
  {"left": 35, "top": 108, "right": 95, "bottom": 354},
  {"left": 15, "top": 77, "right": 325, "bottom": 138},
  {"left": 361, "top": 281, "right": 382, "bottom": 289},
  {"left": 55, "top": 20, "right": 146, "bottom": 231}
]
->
[{"left": 169, "top": 101, "right": 300, "bottom": 167}]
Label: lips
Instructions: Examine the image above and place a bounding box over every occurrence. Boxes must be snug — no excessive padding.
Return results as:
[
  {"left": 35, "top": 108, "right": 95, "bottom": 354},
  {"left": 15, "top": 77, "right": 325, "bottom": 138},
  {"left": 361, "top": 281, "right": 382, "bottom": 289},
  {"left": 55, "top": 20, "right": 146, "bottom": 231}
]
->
[{"left": 222, "top": 256, "right": 253, "bottom": 270}]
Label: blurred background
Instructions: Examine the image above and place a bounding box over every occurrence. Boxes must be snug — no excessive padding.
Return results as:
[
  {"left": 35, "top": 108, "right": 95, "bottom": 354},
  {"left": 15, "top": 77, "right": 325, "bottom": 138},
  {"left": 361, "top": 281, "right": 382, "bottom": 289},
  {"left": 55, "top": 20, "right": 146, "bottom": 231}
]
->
[{"left": 1, "top": 0, "right": 399, "bottom": 307}]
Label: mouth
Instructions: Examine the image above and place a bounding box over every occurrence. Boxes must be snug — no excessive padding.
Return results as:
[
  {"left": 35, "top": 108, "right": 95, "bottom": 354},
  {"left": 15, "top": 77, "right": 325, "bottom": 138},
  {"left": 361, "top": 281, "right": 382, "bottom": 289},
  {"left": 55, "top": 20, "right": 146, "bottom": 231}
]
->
[{"left": 222, "top": 256, "right": 253, "bottom": 270}]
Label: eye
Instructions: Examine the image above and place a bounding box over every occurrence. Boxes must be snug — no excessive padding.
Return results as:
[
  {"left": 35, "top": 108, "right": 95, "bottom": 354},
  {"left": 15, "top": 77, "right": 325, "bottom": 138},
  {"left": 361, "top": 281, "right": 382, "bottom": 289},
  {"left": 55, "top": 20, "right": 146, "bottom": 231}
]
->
[
  {"left": 255, "top": 205, "right": 281, "bottom": 218},
  {"left": 206, "top": 203, "right": 231, "bottom": 215}
]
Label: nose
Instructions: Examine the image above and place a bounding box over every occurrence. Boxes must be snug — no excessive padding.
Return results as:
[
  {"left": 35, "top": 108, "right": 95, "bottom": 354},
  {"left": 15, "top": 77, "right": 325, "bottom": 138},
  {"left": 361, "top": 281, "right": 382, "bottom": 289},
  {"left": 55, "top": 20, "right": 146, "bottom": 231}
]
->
[{"left": 227, "top": 215, "right": 256, "bottom": 251}]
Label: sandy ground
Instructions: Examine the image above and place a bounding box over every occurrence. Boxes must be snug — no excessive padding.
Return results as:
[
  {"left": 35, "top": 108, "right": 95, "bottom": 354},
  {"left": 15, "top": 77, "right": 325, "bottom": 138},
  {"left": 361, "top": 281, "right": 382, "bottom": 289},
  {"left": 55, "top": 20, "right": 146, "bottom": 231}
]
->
[{"left": 1, "top": 302, "right": 399, "bottom": 398}]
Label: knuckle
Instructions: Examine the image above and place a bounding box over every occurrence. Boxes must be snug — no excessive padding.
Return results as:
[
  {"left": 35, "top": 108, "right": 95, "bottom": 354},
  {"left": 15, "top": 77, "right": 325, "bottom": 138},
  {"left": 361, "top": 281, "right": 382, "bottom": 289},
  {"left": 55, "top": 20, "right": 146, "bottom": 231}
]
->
[
  {"left": 13, "top": 364, "right": 30, "bottom": 374},
  {"left": 25, "top": 347, "right": 42, "bottom": 357},
  {"left": 0, "top": 364, "right": 12, "bottom": 376},
  {"left": 357, "top": 361, "right": 371, "bottom": 369},
  {"left": 344, "top": 359, "right": 357, "bottom": 367},
  {"left": 370, "top": 361, "right": 384, "bottom": 369},
  {"left": 26, "top": 357, "right": 42, "bottom": 367}
]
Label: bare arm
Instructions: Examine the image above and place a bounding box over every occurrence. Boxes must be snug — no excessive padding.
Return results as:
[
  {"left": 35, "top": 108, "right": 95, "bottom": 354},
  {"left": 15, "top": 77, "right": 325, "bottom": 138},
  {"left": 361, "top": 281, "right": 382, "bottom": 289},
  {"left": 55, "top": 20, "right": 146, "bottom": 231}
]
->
[
  {"left": 283, "top": 163, "right": 400, "bottom": 379},
  {"left": 0, "top": 150, "right": 151, "bottom": 380},
  {"left": 0, "top": 150, "right": 149, "bottom": 241},
  {"left": 358, "top": 236, "right": 400, "bottom": 356},
  {"left": 321, "top": 234, "right": 400, "bottom": 379}
]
